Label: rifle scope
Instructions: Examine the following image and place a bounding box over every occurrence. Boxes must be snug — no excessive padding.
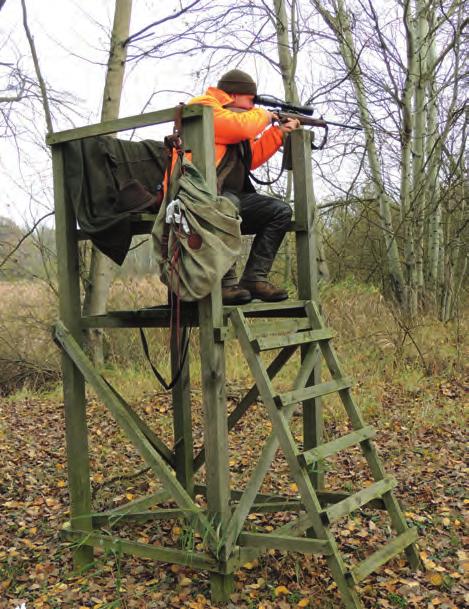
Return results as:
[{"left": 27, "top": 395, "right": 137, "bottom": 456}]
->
[{"left": 254, "top": 94, "right": 315, "bottom": 116}]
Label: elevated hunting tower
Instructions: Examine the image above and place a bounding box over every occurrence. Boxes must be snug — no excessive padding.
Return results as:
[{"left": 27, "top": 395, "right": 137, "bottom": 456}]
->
[{"left": 48, "top": 105, "right": 419, "bottom": 609}]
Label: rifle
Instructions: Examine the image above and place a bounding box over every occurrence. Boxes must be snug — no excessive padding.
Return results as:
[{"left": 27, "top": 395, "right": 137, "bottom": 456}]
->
[{"left": 254, "top": 94, "right": 363, "bottom": 150}]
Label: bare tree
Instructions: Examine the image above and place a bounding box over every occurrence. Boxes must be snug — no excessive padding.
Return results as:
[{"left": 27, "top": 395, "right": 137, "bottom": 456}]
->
[{"left": 309, "top": 0, "right": 467, "bottom": 317}]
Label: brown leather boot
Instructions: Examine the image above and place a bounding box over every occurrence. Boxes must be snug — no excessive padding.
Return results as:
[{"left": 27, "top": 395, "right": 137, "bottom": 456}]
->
[
  {"left": 222, "top": 285, "right": 252, "bottom": 305},
  {"left": 239, "top": 280, "right": 288, "bottom": 302}
]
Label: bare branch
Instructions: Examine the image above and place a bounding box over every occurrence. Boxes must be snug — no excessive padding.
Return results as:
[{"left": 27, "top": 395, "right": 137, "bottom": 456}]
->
[
  {"left": 0, "top": 212, "right": 54, "bottom": 270},
  {"left": 125, "top": 0, "right": 204, "bottom": 46},
  {"left": 20, "top": 0, "right": 53, "bottom": 133}
]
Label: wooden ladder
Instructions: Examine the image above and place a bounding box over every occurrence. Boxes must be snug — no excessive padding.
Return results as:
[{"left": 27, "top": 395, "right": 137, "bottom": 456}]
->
[{"left": 230, "top": 300, "right": 420, "bottom": 609}]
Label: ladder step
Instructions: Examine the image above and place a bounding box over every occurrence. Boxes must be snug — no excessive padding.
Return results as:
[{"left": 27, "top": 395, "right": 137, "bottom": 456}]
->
[
  {"left": 298, "top": 426, "right": 376, "bottom": 466},
  {"left": 316, "top": 491, "right": 386, "bottom": 511},
  {"left": 252, "top": 328, "right": 334, "bottom": 352},
  {"left": 320, "top": 477, "right": 397, "bottom": 524},
  {"left": 275, "top": 377, "right": 352, "bottom": 408},
  {"left": 225, "top": 300, "right": 309, "bottom": 314},
  {"left": 249, "top": 318, "right": 312, "bottom": 339},
  {"left": 347, "top": 527, "right": 418, "bottom": 584}
]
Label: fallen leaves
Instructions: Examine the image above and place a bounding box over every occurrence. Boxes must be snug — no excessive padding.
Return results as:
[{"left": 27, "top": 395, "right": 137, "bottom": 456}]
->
[
  {"left": 1, "top": 379, "right": 467, "bottom": 608},
  {"left": 180, "top": 576, "right": 193, "bottom": 586}
]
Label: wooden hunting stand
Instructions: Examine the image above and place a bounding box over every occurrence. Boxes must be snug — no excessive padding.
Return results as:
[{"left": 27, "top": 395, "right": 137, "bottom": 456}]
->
[{"left": 48, "top": 105, "right": 419, "bottom": 609}]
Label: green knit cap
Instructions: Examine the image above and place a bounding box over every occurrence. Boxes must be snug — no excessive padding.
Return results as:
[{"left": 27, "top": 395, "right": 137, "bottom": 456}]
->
[{"left": 217, "top": 69, "right": 257, "bottom": 96}]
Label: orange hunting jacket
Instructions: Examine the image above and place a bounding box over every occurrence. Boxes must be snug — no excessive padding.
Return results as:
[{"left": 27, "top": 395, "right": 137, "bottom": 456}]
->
[
  {"left": 165, "top": 87, "right": 284, "bottom": 189},
  {"left": 189, "top": 87, "right": 284, "bottom": 169}
]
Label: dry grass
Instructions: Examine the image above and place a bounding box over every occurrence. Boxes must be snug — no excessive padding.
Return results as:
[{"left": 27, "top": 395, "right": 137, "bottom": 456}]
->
[
  {"left": 317, "top": 281, "right": 468, "bottom": 429},
  {"left": 0, "top": 277, "right": 466, "bottom": 407},
  {"left": 322, "top": 281, "right": 467, "bottom": 377},
  {"left": 0, "top": 281, "right": 60, "bottom": 394}
]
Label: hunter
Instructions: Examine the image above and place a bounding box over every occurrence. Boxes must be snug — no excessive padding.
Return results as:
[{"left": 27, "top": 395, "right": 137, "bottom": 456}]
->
[{"left": 188, "top": 69, "right": 300, "bottom": 305}]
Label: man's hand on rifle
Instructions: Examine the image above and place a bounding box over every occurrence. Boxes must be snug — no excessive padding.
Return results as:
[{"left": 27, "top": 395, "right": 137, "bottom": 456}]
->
[{"left": 271, "top": 112, "right": 301, "bottom": 133}]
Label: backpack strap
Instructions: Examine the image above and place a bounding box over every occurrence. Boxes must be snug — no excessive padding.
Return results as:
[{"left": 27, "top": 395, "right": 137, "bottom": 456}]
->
[{"left": 161, "top": 103, "right": 186, "bottom": 260}]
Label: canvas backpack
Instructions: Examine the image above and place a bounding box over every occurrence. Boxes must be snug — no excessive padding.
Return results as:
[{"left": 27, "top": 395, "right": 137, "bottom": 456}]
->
[{"left": 152, "top": 153, "right": 242, "bottom": 301}]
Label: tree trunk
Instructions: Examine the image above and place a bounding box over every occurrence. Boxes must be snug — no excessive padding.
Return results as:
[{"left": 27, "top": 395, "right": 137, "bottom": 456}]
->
[
  {"left": 400, "top": 0, "right": 418, "bottom": 315},
  {"left": 410, "top": 0, "right": 429, "bottom": 309},
  {"left": 440, "top": 152, "right": 468, "bottom": 321},
  {"left": 82, "top": 0, "right": 133, "bottom": 365},
  {"left": 273, "top": 0, "right": 330, "bottom": 282},
  {"left": 425, "top": 15, "right": 441, "bottom": 310},
  {"left": 428, "top": 4, "right": 466, "bottom": 320},
  {"left": 272, "top": 0, "right": 300, "bottom": 104}
]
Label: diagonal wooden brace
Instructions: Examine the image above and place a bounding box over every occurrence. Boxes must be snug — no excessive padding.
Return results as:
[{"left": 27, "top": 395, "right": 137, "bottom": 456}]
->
[
  {"left": 53, "top": 321, "right": 217, "bottom": 546},
  {"left": 193, "top": 345, "right": 297, "bottom": 472}
]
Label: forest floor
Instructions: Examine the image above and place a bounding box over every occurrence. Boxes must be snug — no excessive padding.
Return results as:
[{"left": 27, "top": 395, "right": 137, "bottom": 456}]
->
[{"left": 0, "top": 370, "right": 467, "bottom": 609}]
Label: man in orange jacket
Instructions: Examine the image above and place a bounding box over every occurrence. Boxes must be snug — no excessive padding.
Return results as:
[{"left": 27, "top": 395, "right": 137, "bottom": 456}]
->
[{"left": 188, "top": 69, "right": 299, "bottom": 305}]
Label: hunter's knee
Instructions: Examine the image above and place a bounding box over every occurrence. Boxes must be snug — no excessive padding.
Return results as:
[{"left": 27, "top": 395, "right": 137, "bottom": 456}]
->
[{"left": 275, "top": 201, "right": 293, "bottom": 228}]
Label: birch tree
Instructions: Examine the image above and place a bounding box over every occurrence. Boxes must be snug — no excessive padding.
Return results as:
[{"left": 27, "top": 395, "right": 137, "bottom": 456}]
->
[
  {"left": 310, "top": 0, "right": 467, "bottom": 317},
  {"left": 272, "top": 0, "right": 330, "bottom": 281},
  {"left": 82, "top": 0, "right": 133, "bottom": 365},
  {"left": 312, "top": 0, "right": 408, "bottom": 306}
]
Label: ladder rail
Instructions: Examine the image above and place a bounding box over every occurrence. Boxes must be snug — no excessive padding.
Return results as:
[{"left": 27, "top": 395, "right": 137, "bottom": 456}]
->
[
  {"left": 230, "top": 308, "right": 364, "bottom": 609},
  {"left": 304, "top": 301, "right": 420, "bottom": 569}
]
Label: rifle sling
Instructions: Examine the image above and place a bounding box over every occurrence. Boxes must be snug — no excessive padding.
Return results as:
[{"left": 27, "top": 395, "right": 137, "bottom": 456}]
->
[
  {"left": 242, "top": 139, "right": 290, "bottom": 187},
  {"left": 139, "top": 326, "right": 190, "bottom": 392}
]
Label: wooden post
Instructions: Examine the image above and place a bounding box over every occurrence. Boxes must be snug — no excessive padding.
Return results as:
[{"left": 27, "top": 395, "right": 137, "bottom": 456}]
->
[
  {"left": 52, "top": 144, "right": 93, "bottom": 569},
  {"left": 171, "top": 327, "right": 194, "bottom": 496},
  {"left": 184, "top": 107, "right": 234, "bottom": 601},
  {"left": 291, "top": 129, "right": 324, "bottom": 490}
]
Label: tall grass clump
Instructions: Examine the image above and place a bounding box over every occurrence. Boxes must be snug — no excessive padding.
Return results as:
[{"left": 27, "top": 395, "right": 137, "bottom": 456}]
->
[
  {"left": 321, "top": 279, "right": 467, "bottom": 378},
  {"left": 318, "top": 279, "right": 468, "bottom": 423},
  {"left": 0, "top": 280, "right": 60, "bottom": 395}
]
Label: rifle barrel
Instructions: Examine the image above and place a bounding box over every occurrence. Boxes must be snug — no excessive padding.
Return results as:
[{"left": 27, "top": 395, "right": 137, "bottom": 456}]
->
[
  {"left": 324, "top": 119, "right": 363, "bottom": 131},
  {"left": 278, "top": 111, "right": 362, "bottom": 132}
]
